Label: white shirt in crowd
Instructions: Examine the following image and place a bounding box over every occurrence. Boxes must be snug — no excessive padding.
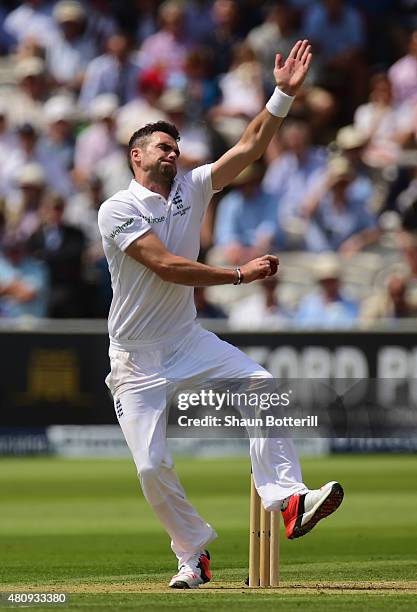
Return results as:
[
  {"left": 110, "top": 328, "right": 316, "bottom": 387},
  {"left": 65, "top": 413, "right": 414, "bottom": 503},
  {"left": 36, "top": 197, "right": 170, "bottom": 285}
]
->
[
  {"left": 0, "top": 145, "right": 73, "bottom": 198},
  {"left": 229, "top": 293, "right": 290, "bottom": 330},
  {"left": 354, "top": 101, "right": 414, "bottom": 145},
  {"left": 95, "top": 150, "right": 133, "bottom": 200},
  {"left": 4, "top": 3, "right": 57, "bottom": 47},
  {"left": 45, "top": 31, "right": 97, "bottom": 85},
  {"left": 98, "top": 164, "right": 217, "bottom": 348}
]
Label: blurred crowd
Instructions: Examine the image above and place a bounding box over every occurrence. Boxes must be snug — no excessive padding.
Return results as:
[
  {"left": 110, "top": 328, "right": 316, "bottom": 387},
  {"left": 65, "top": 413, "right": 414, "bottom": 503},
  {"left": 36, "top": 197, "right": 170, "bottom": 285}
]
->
[{"left": 1, "top": 0, "right": 417, "bottom": 326}]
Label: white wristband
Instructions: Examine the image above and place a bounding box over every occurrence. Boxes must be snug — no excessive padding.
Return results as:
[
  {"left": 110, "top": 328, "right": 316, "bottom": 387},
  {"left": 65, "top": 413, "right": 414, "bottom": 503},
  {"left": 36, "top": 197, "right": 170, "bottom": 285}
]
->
[{"left": 266, "top": 87, "right": 295, "bottom": 117}]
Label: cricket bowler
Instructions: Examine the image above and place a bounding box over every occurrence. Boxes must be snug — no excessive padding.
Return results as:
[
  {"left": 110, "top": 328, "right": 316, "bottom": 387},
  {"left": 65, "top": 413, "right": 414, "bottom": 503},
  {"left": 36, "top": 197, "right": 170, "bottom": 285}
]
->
[{"left": 98, "top": 40, "right": 344, "bottom": 589}]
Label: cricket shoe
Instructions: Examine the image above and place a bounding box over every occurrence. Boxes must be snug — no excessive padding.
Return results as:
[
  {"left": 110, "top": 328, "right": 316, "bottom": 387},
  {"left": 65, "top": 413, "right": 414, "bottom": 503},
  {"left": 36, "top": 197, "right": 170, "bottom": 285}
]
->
[
  {"left": 169, "top": 550, "right": 211, "bottom": 589},
  {"left": 282, "top": 481, "right": 344, "bottom": 539}
]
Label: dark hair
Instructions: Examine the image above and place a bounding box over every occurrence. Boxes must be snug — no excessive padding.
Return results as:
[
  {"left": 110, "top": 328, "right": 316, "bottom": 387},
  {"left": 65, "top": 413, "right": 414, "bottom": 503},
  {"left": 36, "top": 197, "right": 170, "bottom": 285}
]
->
[{"left": 128, "top": 121, "right": 180, "bottom": 173}]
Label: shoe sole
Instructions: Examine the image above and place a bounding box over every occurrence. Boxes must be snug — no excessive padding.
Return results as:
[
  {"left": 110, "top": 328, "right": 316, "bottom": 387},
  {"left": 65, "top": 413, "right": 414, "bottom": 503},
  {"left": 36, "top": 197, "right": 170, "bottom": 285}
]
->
[
  {"left": 289, "top": 482, "right": 344, "bottom": 539},
  {"left": 169, "top": 551, "right": 211, "bottom": 589},
  {"left": 170, "top": 581, "right": 191, "bottom": 589}
]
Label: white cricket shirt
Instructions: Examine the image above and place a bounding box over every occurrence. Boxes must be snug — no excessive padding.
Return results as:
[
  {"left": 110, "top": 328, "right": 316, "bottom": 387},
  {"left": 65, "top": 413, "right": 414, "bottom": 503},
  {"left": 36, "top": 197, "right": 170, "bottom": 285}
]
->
[{"left": 98, "top": 164, "right": 217, "bottom": 349}]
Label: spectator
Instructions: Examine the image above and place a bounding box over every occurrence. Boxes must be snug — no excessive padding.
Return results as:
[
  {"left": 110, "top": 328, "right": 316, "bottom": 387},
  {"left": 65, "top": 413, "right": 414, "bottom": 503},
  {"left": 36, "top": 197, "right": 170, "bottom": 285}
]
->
[
  {"left": 335, "top": 125, "right": 380, "bottom": 209},
  {"left": 133, "top": 0, "right": 159, "bottom": 46},
  {"left": 184, "top": 0, "right": 215, "bottom": 44},
  {"left": 7, "top": 57, "right": 51, "bottom": 129},
  {"left": 219, "top": 42, "right": 264, "bottom": 118},
  {"left": 388, "top": 28, "right": 417, "bottom": 107},
  {"left": 304, "top": 0, "right": 364, "bottom": 62},
  {"left": 247, "top": 1, "right": 299, "bottom": 92},
  {"left": 0, "top": 0, "right": 415, "bottom": 325},
  {"left": 203, "top": 0, "right": 241, "bottom": 75},
  {"left": 95, "top": 122, "right": 133, "bottom": 199},
  {"left": 46, "top": 1, "right": 97, "bottom": 91},
  {"left": 353, "top": 73, "right": 414, "bottom": 167},
  {"left": 263, "top": 120, "right": 327, "bottom": 248},
  {"left": 79, "top": 32, "right": 140, "bottom": 110},
  {"left": 183, "top": 48, "right": 221, "bottom": 122},
  {"left": 295, "top": 254, "right": 359, "bottom": 327},
  {"left": 4, "top": 0, "right": 57, "bottom": 49},
  {"left": 229, "top": 276, "right": 290, "bottom": 330},
  {"left": 214, "top": 163, "right": 285, "bottom": 265},
  {"left": 27, "top": 194, "right": 87, "bottom": 317},
  {"left": 40, "top": 96, "right": 77, "bottom": 172},
  {"left": 64, "top": 174, "right": 111, "bottom": 316},
  {"left": 0, "top": 231, "right": 49, "bottom": 318},
  {"left": 295, "top": 86, "right": 338, "bottom": 146},
  {"left": 117, "top": 68, "right": 168, "bottom": 134},
  {"left": 85, "top": 0, "right": 117, "bottom": 52},
  {"left": 158, "top": 88, "right": 211, "bottom": 170},
  {"left": 303, "top": 0, "right": 366, "bottom": 110},
  {"left": 6, "top": 163, "right": 46, "bottom": 240},
  {"left": 210, "top": 42, "right": 264, "bottom": 145},
  {"left": 194, "top": 286, "right": 227, "bottom": 319},
  {"left": 347, "top": 0, "right": 397, "bottom": 67},
  {"left": 139, "top": 0, "right": 190, "bottom": 81},
  {"left": 64, "top": 174, "right": 103, "bottom": 248},
  {"left": 302, "top": 156, "right": 380, "bottom": 254},
  {"left": 335, "top": 125, "right": 371, "bottom": 186},
  {"left": 1, "top": 122, "right": 73, "bottom": 198},
  {"left": 361, "top": 273, "right": 417, "bottom": 321},
  {"left": 74, "top": 94, "right": 119, "bottom": 182}
]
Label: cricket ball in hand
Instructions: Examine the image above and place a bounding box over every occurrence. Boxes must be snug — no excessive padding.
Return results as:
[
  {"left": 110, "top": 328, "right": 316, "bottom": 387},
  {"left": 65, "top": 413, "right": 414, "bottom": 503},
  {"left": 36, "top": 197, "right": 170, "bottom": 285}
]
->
[{"left": 270, "top": 260, "right": 278, "bottom": 275}]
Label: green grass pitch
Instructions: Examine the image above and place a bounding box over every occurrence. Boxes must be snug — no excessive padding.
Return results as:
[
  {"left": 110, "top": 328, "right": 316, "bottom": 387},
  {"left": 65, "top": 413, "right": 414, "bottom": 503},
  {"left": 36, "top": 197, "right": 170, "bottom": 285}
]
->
[{"left": 0, "top": 454, "right": 416, "bottom": 611}]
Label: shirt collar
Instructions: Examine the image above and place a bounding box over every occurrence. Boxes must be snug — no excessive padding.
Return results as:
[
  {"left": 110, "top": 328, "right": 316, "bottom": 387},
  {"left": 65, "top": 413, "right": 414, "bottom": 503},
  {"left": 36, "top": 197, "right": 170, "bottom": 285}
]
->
[{"left": 129, "top": 177, "right": 179, "bottom": 202}]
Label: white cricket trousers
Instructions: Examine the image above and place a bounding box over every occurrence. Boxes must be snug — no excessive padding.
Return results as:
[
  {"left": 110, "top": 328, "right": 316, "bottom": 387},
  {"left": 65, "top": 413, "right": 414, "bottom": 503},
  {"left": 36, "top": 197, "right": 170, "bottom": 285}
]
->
[{"left": 106, "top": 323, "right": 307, "bottom": 566}]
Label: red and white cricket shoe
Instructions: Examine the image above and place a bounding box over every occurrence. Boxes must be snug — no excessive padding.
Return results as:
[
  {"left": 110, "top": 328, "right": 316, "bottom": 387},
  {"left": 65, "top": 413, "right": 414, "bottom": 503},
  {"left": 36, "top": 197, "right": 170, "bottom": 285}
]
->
[
  {"left": 281, "top": 481, "right": 344, "bottom": 539},
  {"left": 169, "top": 549, "right": 212, "bottom": 589}
]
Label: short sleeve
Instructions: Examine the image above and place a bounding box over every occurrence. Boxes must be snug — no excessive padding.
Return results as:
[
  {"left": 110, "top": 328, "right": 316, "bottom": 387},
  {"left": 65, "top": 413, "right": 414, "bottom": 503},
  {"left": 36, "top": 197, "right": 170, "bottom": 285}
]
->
[
  {"left": 183, "top": 164, "right": 221, "bottom": 217},
  {"left": 98, "top": 197, "right": 151, "bottom": 251}
]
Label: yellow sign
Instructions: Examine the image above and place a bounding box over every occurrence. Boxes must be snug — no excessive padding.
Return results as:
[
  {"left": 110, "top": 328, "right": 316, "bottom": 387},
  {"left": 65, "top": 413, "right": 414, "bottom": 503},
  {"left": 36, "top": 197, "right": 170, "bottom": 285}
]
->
[{"left": 16, "top": 349, "right": 91, "bottom": 406}]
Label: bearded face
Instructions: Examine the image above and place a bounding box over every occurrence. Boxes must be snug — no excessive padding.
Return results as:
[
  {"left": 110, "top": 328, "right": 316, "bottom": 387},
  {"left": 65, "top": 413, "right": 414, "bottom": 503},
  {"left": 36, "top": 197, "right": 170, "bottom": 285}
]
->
[{"left": 133, "top": 132, "right": 180, "bottom": 183}]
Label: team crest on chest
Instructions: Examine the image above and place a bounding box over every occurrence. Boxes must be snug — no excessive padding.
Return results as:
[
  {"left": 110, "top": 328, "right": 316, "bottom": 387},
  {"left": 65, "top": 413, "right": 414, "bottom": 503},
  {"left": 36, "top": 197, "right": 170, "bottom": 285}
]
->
[{"left": 172, "top": 185, "right": 190, "bottom": 217}]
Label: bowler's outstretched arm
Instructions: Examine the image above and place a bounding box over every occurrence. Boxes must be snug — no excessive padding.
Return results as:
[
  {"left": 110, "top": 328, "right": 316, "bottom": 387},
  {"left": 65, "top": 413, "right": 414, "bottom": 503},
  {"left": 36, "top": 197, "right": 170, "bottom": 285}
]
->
[{"left": 211, "top": 39, "right": 312, "bottom": 191}]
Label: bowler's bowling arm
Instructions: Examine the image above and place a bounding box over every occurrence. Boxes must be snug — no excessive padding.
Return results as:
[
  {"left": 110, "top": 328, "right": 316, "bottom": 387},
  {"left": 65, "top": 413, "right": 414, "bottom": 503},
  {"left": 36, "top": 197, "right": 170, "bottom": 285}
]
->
[{"left": 125, "top": 230, "right": 277, "bottom": 286}]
